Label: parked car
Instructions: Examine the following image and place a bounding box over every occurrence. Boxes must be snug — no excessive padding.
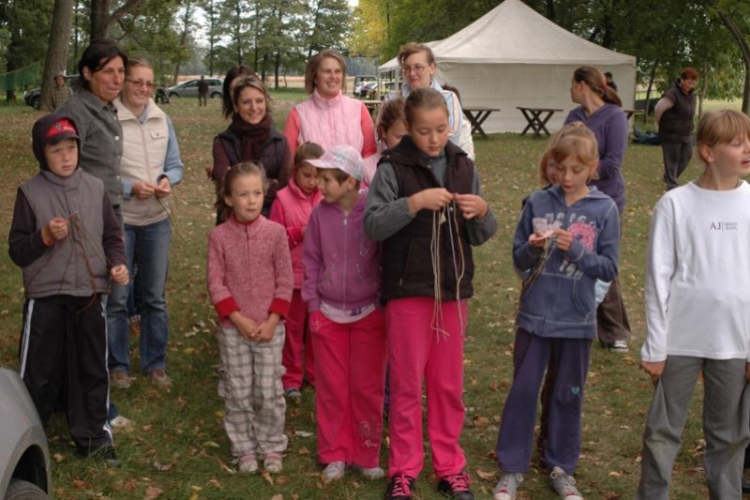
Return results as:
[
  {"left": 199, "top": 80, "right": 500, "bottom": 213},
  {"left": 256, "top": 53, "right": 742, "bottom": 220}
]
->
[
  {"left": 23, "top": 75, "right": 79, "bottom": 110},
  {"left": 0, "top": 366, "right": 51, "bottom": 499},
  {"left": 353, "top": 75, "right": 377, "bottom": 98},
  {"left": 167, "top": 78, "right": 223, "bottom": 99}
]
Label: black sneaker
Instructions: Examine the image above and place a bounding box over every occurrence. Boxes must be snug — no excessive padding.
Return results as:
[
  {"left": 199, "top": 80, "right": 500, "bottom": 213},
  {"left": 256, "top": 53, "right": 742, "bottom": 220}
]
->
[
  {"left": 437, "top": 471, "right": 474, "bottom": 500},
  {"left": 385, "top": 474, "right": 416, "bottom": 500},
  {"left": 87, "top": 445, "right": 122, "bottom": 469}
]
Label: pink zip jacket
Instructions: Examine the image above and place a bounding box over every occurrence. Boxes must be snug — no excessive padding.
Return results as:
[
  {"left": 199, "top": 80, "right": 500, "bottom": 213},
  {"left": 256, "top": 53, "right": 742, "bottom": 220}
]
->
[
  {"left": 270, "top": 177, "right": 323, "bottom": 289},
  {"left": 301, "top": 193, "right": 381, "bottom": 313}
]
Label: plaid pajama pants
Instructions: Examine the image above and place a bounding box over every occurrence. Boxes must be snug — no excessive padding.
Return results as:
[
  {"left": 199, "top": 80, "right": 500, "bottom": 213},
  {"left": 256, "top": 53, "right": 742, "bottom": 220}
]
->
[{"left": 217, "top": 324, "right": 288, "bottom": 458}]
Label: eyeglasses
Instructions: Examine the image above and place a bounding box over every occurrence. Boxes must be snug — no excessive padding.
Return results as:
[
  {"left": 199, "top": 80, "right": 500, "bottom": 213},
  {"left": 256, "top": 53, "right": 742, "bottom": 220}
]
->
[
  {"left": 126, "top": 79, "right": 155, "bottom": 90},
  {"left": 402, "top": 64, "right": 429, "bottom": 75}
]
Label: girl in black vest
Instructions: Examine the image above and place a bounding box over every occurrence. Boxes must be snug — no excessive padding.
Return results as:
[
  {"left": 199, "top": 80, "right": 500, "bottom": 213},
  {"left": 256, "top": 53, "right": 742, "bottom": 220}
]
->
[{"left": 364, "top": 87, "right": 497, "bottom": 500}]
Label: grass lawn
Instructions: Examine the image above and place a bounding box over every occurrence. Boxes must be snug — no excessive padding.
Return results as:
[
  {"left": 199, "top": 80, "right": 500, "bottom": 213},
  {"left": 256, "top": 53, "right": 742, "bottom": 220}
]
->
[{"left": 0, "top": 98, "right": 718, "bottom": 499}]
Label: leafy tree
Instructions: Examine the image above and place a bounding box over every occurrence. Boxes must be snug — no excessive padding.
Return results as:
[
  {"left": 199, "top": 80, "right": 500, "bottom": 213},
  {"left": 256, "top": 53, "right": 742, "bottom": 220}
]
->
[
  {"left": 89, "top": 0, "right": 143, "bottom": 40},
  {"left": 40, "top": 0, "right": 75, "bottom": 110}
]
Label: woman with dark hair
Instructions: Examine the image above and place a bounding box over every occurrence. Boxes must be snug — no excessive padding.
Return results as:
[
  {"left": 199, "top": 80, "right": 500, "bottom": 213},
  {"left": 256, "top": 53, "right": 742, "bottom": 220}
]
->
[
  {"left": 212, "top": 76, "right": 290, "bottom": 222},
  {"left": 564, "top": 65, "right": 630, "bottom": 351},
  {"left": 654, "top": 67, "right": 699, "bottom": 190},
  {"left": 282, "top": 49, "right": 378, "bottom": 183},
  {"left": 56, "top": 38, "right": 128, "bottom": 221},
  {"left": 108, "top": 57, "right": 183, "bottom": 390},
  {"left": 221, "top": 64, "right": 258, "bottom": 119}
]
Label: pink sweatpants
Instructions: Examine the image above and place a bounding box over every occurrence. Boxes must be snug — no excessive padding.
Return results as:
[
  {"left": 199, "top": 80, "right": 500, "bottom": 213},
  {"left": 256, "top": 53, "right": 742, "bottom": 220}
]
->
[
  {"left": 282, "top": 290, "right": 315, "bottom": 389},
  {"left": 386, "top": 297, "right": 467, "bottom": 478},
  {"left": 310, "top": 309, "right": 387, "bottom": 467}
]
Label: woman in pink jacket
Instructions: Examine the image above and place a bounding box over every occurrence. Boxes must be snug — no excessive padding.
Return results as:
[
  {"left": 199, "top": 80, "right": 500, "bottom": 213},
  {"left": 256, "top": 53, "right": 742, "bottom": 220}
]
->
[
  {"left": 270, "top": 142, "right": 324, "bottom": 401},
  {"left": 283, "top": 49, "right": 379, "bottom": 184}
]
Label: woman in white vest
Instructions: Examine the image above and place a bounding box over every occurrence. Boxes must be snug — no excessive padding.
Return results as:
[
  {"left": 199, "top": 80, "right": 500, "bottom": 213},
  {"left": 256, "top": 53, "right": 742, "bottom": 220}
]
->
[
  {"left": 108, "top": 57, "right": 184, "bottom": 390},
  {"left": 282, "top": 49, "right": 379, "bottom": 184}
]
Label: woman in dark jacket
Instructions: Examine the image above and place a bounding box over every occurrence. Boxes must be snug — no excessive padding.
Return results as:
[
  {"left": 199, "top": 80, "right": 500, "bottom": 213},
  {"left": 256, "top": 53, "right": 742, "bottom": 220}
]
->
[{"left": 211, "top": 76, "right": 291, "bottom": 222}]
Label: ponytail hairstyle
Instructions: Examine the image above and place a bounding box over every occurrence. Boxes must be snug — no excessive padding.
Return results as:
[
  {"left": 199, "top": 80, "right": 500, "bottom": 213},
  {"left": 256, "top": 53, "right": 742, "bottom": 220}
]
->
[
  {"left": 217, "top": 162, "right": 268, "bottom": 221},
  {"left": 550, "top": 122, "right": 600, "bottom": 182},
  {"left": 376, "top": 97, "right": 406, "bottom": 140},
  {"left": 293, "top": 141, "right": 325, "bottom": 176},
  {"left": 696, "top": 109, "right": 750, "bottom": 164},
  {"left": 573, "top": 65, "right": 622, "bottom": 107},
  {"left": 404, "top": 87, "right": 449, "bottom": 127}
]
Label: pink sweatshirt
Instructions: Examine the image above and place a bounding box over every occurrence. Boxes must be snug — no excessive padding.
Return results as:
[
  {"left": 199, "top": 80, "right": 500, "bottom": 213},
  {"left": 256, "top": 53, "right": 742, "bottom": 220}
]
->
[
  {"left": 301, "top": 193, "right": 381, "bottom": 313},
  {"left": 269, "top": 178, "right": 323, "bottom": 289},
  {"left": 207, "top": 215, "right": 293, "bottom": 326}
]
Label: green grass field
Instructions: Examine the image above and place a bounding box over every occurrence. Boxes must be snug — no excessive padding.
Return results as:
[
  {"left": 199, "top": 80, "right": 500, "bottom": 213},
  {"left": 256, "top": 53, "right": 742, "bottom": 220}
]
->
[{"left": 0, "top": 97, "right": 722, "bottom": 499}]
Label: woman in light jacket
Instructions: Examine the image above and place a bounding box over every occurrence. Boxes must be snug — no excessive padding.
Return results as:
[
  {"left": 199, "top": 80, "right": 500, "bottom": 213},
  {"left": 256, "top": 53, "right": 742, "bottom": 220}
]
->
[{"left": 108, "top": 57, "right": 183, "bottom": 389}]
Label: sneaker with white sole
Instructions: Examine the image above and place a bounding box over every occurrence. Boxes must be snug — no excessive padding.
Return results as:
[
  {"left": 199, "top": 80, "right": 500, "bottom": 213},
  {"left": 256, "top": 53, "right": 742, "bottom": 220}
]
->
[
  {"left": 238, "top": 454, "right": 258, "bottom": 473},
  {"left": 550, "top": 466, "right": 583, "bottom": 500},
  {"left": 322, "top": 460, "right": 346, "bottom": 483},
  {"left": 264, "top": 452, "right": 283, "bottom": 473},
  {"left": 493, "top": 473, "right": 523, "bottom": 500},
  {"left": 606, "top": 340, "right": 628, "bottom": 353},
  {"left": 352, "top": 464, "right": 385, "bottom": 480},
  {"left": 284, "top": 387, "right": 302, "bottom": 404}
]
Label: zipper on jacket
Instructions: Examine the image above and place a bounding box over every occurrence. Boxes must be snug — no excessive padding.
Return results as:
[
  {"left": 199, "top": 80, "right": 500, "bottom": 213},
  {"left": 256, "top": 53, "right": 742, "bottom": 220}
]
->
[{"left": 342, "top": 212, "right": 348, "bottom": 310}]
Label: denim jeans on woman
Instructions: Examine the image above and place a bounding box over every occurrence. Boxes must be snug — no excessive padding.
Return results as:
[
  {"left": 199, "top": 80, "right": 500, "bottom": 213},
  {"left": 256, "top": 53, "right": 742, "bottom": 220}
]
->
[{"left": 107, "top": 217, "right": 172, "bottom": 374}]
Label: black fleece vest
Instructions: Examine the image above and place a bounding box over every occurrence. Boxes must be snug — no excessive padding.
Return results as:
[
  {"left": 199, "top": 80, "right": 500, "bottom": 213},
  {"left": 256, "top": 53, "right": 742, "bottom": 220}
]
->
[
  {"left": 659, "top": 82, "right": 696, "bottom": 143},
  {"left": 379, "top": 137, "right": 475, "bottom": 303}
]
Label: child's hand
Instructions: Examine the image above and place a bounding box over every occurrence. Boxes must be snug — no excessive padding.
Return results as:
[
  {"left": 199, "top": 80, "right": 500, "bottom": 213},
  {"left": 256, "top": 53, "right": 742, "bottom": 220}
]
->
[
  {"left": 230, "top": 313, "right": 258, "bottom": 341},
  {"left": 132, "top": 181, "right": 157, "bottom": 199},
  {"left": 110, "top": 265, "right": 129, "bottom": 286},
  {"left": 205, "top": 164, "right": 214, "bottom": 179},
  {"left": 154, "top": 177, "right": 172, "bottom": 199},
  {"left": 641, "top": 360, "right": 666, "bottom": 383},
  {"left": 254, "top": 314, "right": 280, "bottom": 343},
  {"left": 555, "top": 229, "right": 573, "bottom": 251},
  {"left": 453, "top": 193, "right": 488, "bottom": 220},
  {"left": 408, "top": 188, "right": 452, "bottom": 213},
  {"left": 528, "top": 230, "right": 553, "bottom": 248},
  {"left": 42, "top": 217, "right": 69, "bottom": 243}
]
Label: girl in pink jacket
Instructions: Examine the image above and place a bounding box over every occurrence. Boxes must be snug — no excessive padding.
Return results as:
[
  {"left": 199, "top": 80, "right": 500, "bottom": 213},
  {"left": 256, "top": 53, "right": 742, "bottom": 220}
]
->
[
  {"left": 270, "top": 142, "right": 324, "bottom": 402},
  {"left": 302, "top": 145, "right": 387, "bottom": 484}
]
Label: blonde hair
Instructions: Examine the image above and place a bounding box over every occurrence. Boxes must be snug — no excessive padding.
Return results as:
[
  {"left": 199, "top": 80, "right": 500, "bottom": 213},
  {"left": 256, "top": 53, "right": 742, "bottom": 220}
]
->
[
  {"left": 550, "top": 122, "right": 600, "bottom": 181},
  {"left": 404, "top": 87, "right": 448, "bottom": 127},
  {"left": 697, "top": 109, "right": 750, "bottom": 163},
  {"left": 217, "top": 162, "right": 268, "bottom": 221},
  {"left": 304, "top": 50, "right": 347, "bottom": 94},
  {"left": 231, "top": 76, "right": 270, "bottom": 114},
  {"left": 538, "top": 128, "right": 564, "bottom": 185}
]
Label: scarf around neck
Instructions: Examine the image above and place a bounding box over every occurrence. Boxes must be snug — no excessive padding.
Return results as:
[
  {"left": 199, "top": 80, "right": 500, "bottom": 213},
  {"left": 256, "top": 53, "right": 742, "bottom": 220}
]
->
[{"left": 230, "top": 112, "right": 272, "bottom": 162}]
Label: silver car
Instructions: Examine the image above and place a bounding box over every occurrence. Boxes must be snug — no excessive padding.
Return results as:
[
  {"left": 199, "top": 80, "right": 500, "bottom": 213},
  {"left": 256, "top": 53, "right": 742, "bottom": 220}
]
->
[
  {"left": 0, "top": 366, "right": 51, "bottom": 499},
  {"left": 167, "top": 78, "right": 223, "bottom": 99}
]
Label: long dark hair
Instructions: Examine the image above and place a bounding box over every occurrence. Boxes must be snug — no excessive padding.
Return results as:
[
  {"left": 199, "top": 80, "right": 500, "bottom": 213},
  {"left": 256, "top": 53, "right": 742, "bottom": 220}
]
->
[{"left": 573, "top": 66, "right": 621, "bottom": 107}]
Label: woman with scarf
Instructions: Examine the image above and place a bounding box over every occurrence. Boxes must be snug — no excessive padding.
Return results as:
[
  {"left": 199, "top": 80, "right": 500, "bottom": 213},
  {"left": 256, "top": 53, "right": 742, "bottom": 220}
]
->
[{"left": 212, "top": 76, "right": 291, "bottom": 223}]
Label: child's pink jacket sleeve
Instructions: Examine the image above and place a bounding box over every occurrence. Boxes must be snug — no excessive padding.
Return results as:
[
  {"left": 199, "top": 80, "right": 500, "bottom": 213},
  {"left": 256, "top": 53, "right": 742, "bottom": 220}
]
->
[
  {"left": 206, "top": 231, "right": 239, "bottom": 319},
  {"left": 269, "top": 198, "right": 304, "bottom": 248}
]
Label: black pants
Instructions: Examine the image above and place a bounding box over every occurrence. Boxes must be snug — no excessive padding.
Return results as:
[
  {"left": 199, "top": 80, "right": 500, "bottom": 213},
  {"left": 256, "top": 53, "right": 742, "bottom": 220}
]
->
[
  {"left": 662, "top": 140, "right": 693, "bottom": 190},
  {"left": 19, "top": 295, "right": 112, "bottom": 453}
]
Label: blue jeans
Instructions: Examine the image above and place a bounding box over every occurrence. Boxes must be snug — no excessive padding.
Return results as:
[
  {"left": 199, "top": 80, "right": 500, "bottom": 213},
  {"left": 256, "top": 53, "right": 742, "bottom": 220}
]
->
[{"left": 107, "top": 218, "right": 172, "bottom": 373}]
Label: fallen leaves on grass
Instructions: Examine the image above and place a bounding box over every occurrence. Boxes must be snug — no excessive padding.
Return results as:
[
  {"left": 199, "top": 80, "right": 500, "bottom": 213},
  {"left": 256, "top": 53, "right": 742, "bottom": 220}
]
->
[
  {"left": 143, "top": 485, "right": 164, "bottom": 499},
  {"left": 298, "top": 446, "right": 311, "bottom": 455},
  {"left": 262, "top": 471, "right": 274, "bottom": 485},
  {"left": 73, "top": 479, "right": 87, "bottom": 489},
  {"left": 476, "top": 469, "right": 497, "bottom": 480}
]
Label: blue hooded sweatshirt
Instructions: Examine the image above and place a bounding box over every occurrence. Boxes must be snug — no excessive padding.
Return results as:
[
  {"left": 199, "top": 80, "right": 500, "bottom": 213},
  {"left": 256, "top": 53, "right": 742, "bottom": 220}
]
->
[{"left": 514, "top": 185, "right": 620, "bottom": 339}]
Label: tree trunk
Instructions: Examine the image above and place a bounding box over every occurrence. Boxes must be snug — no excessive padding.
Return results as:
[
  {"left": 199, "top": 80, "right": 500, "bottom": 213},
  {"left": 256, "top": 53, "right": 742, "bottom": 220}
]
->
[
  {"left": 41, "top": 0, "right": 75, "bottom": 111},
  {"left": 699, "top": 60, "right": 709, "bottom": 118},
  {"left": 643, "top": 59, "right": 658, "bottom": 125},
  {"left": 172, "top": 1, "right": 194, "bottom": 83},
  {"left": 708, "top": 0, "right": 750, "bottom": 114},
  {"left": 90, "top": 0, "right": 143, "bottom": 40},
  {"left": 308, "top": 0, "right": 322, "bottom": 58}
]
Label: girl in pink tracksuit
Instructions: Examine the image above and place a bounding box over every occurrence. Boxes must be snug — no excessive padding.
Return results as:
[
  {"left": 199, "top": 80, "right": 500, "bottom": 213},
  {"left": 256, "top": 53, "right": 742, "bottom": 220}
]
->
[
  {"left": 302, "top": 145, "right": 387, "bottom": 484},
  {"left": 270, "top": 142, "right": 324, "bottom": 400}
]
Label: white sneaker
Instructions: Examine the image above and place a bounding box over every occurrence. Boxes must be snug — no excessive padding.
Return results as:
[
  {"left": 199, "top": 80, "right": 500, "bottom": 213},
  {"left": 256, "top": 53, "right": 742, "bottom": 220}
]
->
[
  {"left": 494, "top": 472, "right": 523, "bottom": 500},
  {"left": 550, "top": 466, "right": 583, "bottom": 500},
  {"left": 238, "top": 454, "right": 258, "bottom": 473},
  {"left": 322, "top": 460, "right": 346, "bottom": 483},
  {"left": 353, "top": 465, "right": 385, "bottom": 480},
  {"left": 264, "top": 453, "right": 283, "bottom": 473}
]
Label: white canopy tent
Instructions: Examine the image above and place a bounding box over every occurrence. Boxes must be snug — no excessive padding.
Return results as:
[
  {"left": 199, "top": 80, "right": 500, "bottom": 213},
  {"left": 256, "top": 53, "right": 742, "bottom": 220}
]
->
[{"left": 378, "top": 0, "right": 636, "bottom": 134}]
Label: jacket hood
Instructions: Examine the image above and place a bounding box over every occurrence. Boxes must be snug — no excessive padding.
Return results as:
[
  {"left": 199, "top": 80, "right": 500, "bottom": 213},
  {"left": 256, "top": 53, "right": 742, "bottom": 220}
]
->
[{"left": 32, "top": 113, "right": 81, "bottom": 172}]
